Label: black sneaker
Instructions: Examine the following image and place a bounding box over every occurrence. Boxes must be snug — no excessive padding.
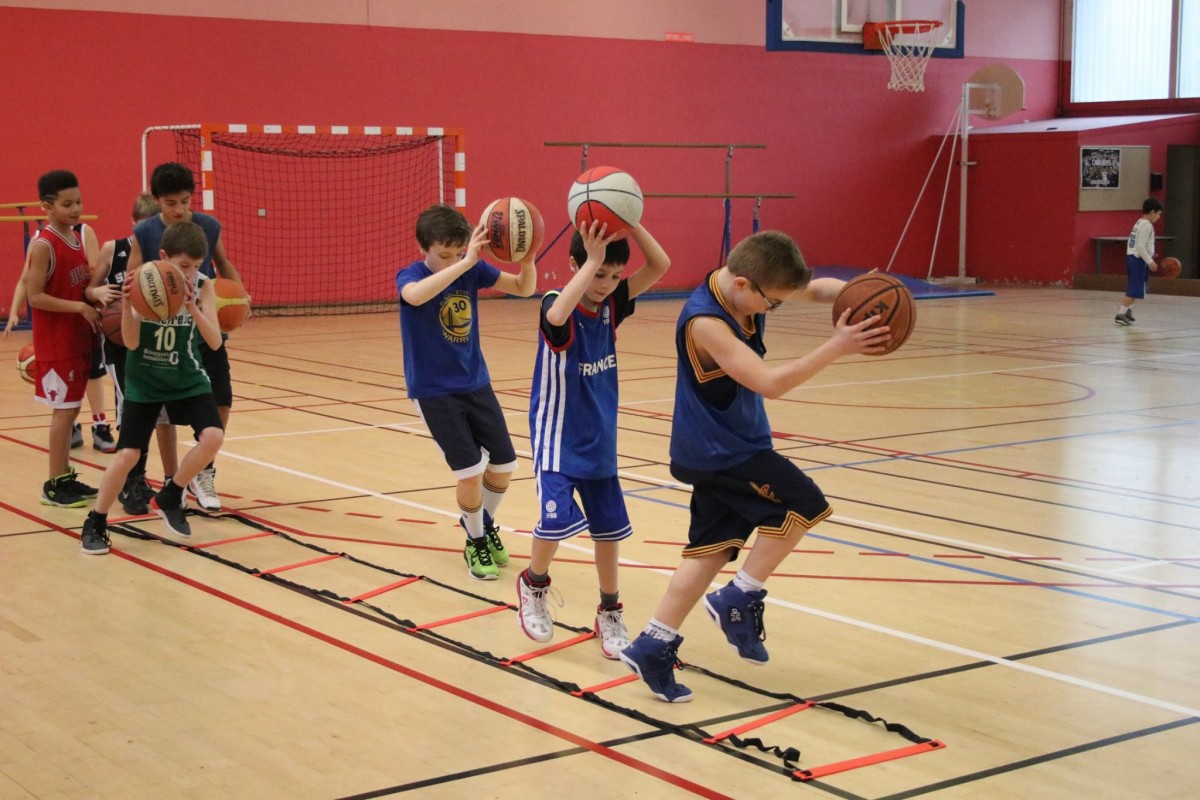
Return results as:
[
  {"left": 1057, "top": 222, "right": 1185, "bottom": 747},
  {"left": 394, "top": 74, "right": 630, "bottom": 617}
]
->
[
  {"left": 1115, "top": 313, "right": 1131, "bottom": 326},
  {"left": 70, "top": 422, "right": 83, "bottom": 449},
  {"left": 80, "top": 516, "right": 110, "bottom": 555},
  {"left": 61, "top": 468, "right": 98, "bottom": 499},
  {"left": 1124, "top": 309, "right": 1135, "bottom": 323},
  {"left": 150, "top": 491, "right": 191, "bottom": 538},
  {"left": 92, "top": 423, "right": 116, "bottom": 453},
  {"left": 40, "top": 469, "right": 96, "bottom": 508},
  {"left": 119, "top": 472, "right": 153, "bottom": 515}
]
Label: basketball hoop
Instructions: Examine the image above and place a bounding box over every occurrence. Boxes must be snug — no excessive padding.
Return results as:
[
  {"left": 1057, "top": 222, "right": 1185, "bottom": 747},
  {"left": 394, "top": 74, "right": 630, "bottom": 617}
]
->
[{"left": 863, "top": 20, "right": 944, "bottom": 93}]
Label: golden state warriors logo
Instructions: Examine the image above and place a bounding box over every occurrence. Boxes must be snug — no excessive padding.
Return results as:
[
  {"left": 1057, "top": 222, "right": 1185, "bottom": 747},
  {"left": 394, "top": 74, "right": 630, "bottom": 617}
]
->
[{"left": 439, "top": 291, "right": 472, "bottom": 344}]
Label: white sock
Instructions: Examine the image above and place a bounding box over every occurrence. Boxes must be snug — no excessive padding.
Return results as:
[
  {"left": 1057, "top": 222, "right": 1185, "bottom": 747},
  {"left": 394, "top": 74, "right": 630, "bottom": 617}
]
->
[
  {"left": 461, "top": 505, "right": 484, "bottom": 539},
  {"left": 733, "top": 570, "right": 766, "bottom": 593},
  {"left": 482, "top": 481, "right": 505, "bottom": 522},
  {"left": 644, "top": 618, "right": 679, "bottom": 642},
  {"left": 1119, "top": 305, "right": 1129, "bottom": 314}
]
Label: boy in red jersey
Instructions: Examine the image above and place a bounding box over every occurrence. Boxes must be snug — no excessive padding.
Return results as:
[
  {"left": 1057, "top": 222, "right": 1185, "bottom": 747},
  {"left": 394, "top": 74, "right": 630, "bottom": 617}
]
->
[{"left": 25, "top": 170, "right": 118, "bottom": 508}]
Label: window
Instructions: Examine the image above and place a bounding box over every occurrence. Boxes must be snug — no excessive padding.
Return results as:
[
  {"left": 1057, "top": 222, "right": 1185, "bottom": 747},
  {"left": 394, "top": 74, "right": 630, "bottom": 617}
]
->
[{"left": 1071, "top": 0, "right": 1200, "bottom": 104}]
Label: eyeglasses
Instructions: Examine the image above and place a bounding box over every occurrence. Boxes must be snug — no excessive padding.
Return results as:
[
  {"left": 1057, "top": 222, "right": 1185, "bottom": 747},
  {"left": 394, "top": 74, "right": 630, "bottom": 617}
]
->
[{"left": 747, "top": 278, "right": 784, "bottom": 311}]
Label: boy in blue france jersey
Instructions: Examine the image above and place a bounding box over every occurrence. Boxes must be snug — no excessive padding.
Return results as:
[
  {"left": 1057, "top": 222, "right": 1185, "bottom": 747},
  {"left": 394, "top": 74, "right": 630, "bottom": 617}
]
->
[
  {"left": 521, "top": 220, "right": 670, "bottom": 658},
  {"left": 396, "top": 204, "right": 537, "bottom": 580},
  {"left": 620, "top": 231, "right": 891, "bottom": 702},
  {"left": 80, "top": 221, "right": 226, "bottom": 554}
]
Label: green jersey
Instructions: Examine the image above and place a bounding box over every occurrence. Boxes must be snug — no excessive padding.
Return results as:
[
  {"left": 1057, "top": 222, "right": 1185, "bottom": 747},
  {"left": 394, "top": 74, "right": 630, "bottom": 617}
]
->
[{"left": 124, "top": 276, "right": 213, "bottom": 403}]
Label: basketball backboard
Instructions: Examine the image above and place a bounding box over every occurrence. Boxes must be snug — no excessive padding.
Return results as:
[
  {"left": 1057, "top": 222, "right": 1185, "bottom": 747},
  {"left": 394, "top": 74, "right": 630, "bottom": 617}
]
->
[{"left": 767, "top": 0, "right": 963, "bottom": 58}]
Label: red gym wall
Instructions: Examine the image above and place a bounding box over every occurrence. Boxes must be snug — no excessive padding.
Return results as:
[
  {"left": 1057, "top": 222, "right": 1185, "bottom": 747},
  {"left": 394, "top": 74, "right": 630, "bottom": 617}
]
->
[{"left": 1, "top": 1, "right": 1096, "bottom": 313}]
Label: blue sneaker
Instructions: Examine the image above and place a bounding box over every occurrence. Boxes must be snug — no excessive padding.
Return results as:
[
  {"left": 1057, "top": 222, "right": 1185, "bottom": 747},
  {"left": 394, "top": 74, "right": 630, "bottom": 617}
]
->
[
  {"left": 703, "top": 583, "right": 769, "bottom": 665},
  {"left": 619, "top": 634, "right": 692, "bottom": 703}
]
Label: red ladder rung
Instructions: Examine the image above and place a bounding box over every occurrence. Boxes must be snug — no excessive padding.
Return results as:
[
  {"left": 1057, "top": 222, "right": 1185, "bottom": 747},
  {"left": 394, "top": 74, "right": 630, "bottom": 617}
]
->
[
  {"left": 571, "top": 673, "right": 641, "bottom": 697},
  {"left": 187, "top": 531, "right": 276, "bottom": 549},
  {"left": 344, "top": 576, "right": 421, "bottom": 603},
  {"left": 794, "top": 740, "right": 945, "bottom": 781},
  {"left": 501, "top": 632, "right": 595, "bottom": 665},
  {"left": 254, "top": 553, "right": 342, "bottom": 575},
  {"left": 703, "top": 701, "right": 814, "bottom": 744},
  {"left": 410, "top": 604, "right": 512, "bottom": 631}
]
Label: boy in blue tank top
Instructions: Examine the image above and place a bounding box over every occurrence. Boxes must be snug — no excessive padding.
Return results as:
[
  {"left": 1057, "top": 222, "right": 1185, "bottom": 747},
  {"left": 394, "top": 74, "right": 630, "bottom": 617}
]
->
[
  {"left": 396, "top": 204, "right": 537, "bottom": 581},
  {"left": 620, "top": 231, "right": 892, "bottom": 702},
  {"left": 521, "top": 220, "right": 670, "bottom": 658}
]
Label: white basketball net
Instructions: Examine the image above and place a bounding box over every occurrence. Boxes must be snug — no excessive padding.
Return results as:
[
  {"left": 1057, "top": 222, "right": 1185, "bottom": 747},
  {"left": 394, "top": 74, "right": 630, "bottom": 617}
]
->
[{"left": 880, "top": 22, "right": 943, "bottom": 92}]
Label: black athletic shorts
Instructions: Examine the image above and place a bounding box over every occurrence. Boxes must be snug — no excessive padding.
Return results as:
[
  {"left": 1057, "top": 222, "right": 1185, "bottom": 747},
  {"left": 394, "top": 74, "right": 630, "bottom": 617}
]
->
[
  {"left": 414, "top": 386, "right": 517, "bottom": 477},
  {"left": 201, "top": 339, "right": 233, "bottom": 408},
  {"left": 670, "top": 449, "right": 832, "bottom": 562},
  {"left": 117, "top": 393, "right": 222, "bottom": 452}
]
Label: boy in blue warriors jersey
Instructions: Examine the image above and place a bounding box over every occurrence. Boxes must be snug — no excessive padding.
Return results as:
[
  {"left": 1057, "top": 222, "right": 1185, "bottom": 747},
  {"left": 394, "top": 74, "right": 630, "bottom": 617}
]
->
[
  {"left": 79, "top": 222, "right": 226, "bottom": 555},
  {"left": 522, "top": 220, "right": 670, "bottom": 658},
  {"left": 620, "top": 231, "right": 891, "bottom": 702},
  {"left": 397, "top": 204, "right": 537, "bottom": 580}
]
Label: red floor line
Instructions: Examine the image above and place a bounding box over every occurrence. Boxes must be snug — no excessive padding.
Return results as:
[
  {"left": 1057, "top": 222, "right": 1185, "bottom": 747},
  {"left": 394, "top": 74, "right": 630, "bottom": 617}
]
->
[{"left": 0, "top": 499, "right": 733, "bottom": 800}]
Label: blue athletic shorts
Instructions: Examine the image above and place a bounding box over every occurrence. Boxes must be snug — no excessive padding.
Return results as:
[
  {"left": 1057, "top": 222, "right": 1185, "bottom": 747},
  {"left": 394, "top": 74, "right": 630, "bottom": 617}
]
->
[
  {"left": 670, "top": 449, "right": 832, "bottom": 562},
  {"left": 1125, "top": 254, "right": 1148, "bottom": 299},
  {"left": 533, "top": 471, "right": 632, "bottom": 542}
]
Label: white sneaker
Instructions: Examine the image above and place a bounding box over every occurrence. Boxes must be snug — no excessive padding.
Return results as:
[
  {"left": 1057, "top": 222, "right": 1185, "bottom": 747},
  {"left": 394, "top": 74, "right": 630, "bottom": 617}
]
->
[
  {"left": 187, "top": 467, "right": 221, "bottom": 511},
  {"left": 516, "top": 572, "right": 557, "bottom": 643},
  {"left": 595, "top": 604, "right": 630, "bottom": 660}
]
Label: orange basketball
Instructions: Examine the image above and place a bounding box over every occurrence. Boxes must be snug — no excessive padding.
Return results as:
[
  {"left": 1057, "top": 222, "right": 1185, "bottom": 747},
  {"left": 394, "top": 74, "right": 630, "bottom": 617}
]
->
[
  {"left": 832, "top": 273, "right": 916, "bottom": 356},
  {"left": 479, "top": 197, "right": 544, "bottom": 263},
  {"left": 100, "top": 299, "right": 124, "bottom": 347},
  {"left": 1158, "top": 256, "right": 1181, "bottom": 279},
  {"left": 130, "top": 260, "right": 187, "bottom": 321},
  {"left": 212, "top": 278, "right": 251, "bottom": 332},
  {"left": 16, "top": 343, "right": 36, "bottom": 385}
]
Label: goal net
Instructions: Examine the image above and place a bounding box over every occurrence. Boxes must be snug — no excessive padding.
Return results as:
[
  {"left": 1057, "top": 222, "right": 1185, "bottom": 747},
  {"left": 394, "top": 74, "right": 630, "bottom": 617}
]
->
[{"left": 143, "top": 124, "right": 465, "bottom": 315}]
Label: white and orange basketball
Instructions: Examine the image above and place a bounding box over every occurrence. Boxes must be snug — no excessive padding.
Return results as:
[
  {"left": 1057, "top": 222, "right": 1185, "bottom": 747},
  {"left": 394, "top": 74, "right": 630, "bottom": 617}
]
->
[
  {"left": 16, "top": 343, "right": 36, "bottom": 385},
  {"left": 213, "top": 278, "right": 251, "bottom": 332},
  {"left": 130, "top": 260, "right": 187, "bottom": 321},
  {"left": 567, "top": 167, "right": 643, "bottom": 238},
  {"left": 479, "top": 197, "right": 544, "bottom": 263}
]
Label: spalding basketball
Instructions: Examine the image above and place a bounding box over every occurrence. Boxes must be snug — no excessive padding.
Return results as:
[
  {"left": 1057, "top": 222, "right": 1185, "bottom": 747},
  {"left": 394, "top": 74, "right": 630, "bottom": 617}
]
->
[
  {"left": 100, "top": 299, "right": 124, "bottom": 347},
  {"left": 16, "top": 343, "right": 36, "bottom": 385},
  {"left": 130, "top": 260, "right": 186, "bottom": 321},
  {"left": 479, "top": 197, "right": 544, "bottom": 263},
  {"left": 1158, "top": 256, "right": 1181, "bottom": 279},
  {"left": 567, "top": 167, "right": 644, "bottom": 238},
  {"left": 832, "top": 273, "right": 916, "bottom": 356},
  {"left": 212, "top": 278, "right": 251, "bottom": 332}
]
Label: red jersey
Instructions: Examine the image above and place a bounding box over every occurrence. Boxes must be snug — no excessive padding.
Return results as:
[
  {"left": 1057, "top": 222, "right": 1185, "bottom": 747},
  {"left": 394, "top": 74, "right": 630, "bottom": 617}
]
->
[{"left": 30, "top": 225, "right": 93, "bottom": 361}]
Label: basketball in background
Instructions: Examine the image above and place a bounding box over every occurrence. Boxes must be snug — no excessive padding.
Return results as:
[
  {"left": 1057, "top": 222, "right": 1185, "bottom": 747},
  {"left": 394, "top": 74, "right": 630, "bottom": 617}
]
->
[
  {"left": 831, "top": 272, "right": 916, "bottom": 356},
  {"left": 213, "top": 278, "right": 251, "bottom": 332},
  {"left": 479, "top": 197, "right": 544, "bottom": 263},
  {"left": 130, "top": 261, "right": 187, "bottom": 321},
  {"left": 1158, "top": 256, "right": 1181, "bottom": 279},
  {"left": 100, "top": 299, "right": 124, "bottom": 347},
  {"left": 567, "top": 167, "right": 643, "bottom": 238},
  {"left": 16, "top": 343, "right": 36, "bottom": 385}
]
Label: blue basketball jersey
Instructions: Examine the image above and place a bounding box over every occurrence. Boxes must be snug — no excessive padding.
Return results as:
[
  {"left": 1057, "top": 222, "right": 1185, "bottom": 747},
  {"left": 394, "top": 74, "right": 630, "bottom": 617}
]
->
[
  {"left": 670, "top": 271, "right": 773, "bottom": 471},
  {"left": 530, "top": 280, "right": 635, "bottom": 478},
  {"left": 396, "top": 259, "right": 501, "bottom": 399}
]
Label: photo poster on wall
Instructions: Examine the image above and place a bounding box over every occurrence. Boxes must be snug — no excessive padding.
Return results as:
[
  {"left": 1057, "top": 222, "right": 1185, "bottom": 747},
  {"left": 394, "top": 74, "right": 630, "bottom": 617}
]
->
[
  {"left": 1081, "top": 148, "right": 1120, "bottom": 189},
  {"left": 1079, "top": 145, "right": 1150, "bottom": 211}
]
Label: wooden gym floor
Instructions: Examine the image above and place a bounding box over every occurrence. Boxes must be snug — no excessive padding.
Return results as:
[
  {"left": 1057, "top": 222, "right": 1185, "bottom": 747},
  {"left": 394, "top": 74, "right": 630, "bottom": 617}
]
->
[{"left": 2, "top": 285, "right": 1198, "bottom": 799}]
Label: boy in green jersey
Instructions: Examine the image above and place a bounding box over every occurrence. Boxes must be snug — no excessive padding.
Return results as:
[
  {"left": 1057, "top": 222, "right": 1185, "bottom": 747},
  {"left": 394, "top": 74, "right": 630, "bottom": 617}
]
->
[{"left": 80, "top": 221, "right": 225, "bottom": 554}]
